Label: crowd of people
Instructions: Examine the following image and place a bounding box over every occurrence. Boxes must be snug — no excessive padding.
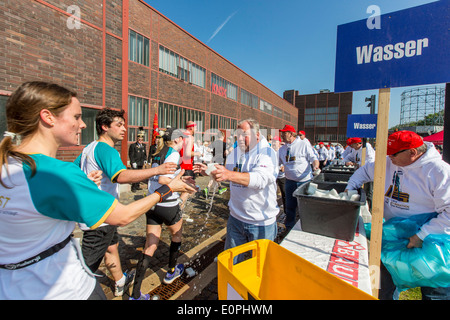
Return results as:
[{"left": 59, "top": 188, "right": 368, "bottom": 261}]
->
[{"left": 0, "top": 81, "right": 448, "bottom": 301}]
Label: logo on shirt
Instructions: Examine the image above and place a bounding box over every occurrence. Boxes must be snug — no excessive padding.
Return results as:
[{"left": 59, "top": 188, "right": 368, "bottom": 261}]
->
[{"left": 384, "top": 170, "right": 409, "bottom": 203}]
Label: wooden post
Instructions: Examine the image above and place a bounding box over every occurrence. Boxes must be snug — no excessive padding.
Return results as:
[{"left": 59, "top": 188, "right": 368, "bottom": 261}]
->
[
  {"left": 369, "top": 88, "right": 390, "bottom": 298},
  {"left": 443, "top": 83, "right": 449, "bottom": 164}
]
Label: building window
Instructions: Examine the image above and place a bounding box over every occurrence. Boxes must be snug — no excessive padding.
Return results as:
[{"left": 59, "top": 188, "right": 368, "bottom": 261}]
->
[
  {"left": 260, "top": 99, "right": 273, "bottom": 114},
  {"left": 158, "top": 102, "right": 205, "bottom": 133},
  {"left": 0, "top": 96, "right": 8, "bottom": 139},
  {"left": 284, "top": 111, "right": 291, "bottom": 122},
  {"left": 240, "top": 89, "right": 258, "bottom": 109},
  {"left": 81, "top": 107, "right": 99, "bottom": 145},
  {"left": 191, "top": 63, "right": 206, "bottom": 88},
  {"left": 305, "top": 106, "right": 339, "bottom": 128},
  {"left": 178, "top": 56, "right": 190, "bottom": 82},
  {"left": 274, "top": 106, "right": 283, "bottom": 119},
  {"left": 159, "top": 46, "right": 206, "bottom": 88},
  {"left": 305, "top": 108, "right": 315, "bottom": 115},
  {"left": 210, "top": 113, "right": 237, "bottom": 130},
  {"left": 159, "top": 46, "right": 177, "bottom": 77},
  {"left": 128, "top": 96, "right": 149, "bottom": 141},
  {"left": 129, "top": 30, "right": 149, "bottom": 67},
  {"left": 211, "top": 73, "right": 238, "bottom": 101}
]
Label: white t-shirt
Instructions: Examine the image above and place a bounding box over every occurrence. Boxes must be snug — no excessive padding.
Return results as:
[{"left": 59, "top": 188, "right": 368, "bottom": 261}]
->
[
  {"left": 225, "top": 137, "right": 279, "bottom": 226},
  {"left": 148, "top": 147, "right": 181, "bottom": 208},
  {"left": 0, "top": 155, "right": 117, "bottom": 299},
  {"left": 279, "top": 137, "right": 318, "bottom": 182},
  {"left": 74, "top": 141, "right": 126, "bottom": 230}
]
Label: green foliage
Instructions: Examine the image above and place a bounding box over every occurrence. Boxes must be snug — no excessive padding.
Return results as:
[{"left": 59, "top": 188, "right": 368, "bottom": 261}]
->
[{"left": 390, "top": 110, "right": 444, "bottom": 131}]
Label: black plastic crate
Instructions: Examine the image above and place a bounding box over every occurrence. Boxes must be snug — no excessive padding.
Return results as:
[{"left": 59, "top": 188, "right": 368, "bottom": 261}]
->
[
  {"left": 322, "top": 165, "right": 355, "bottom": 175},
  {"left": 294, "top": 182, "right": 366, "bottom": 241},
  {"left": 313, "top": 172, "right": 351, "bottom": 184}
]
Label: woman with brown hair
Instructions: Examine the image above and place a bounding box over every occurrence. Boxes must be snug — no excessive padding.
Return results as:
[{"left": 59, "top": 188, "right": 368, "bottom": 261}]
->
[
  {"left": 0, "top": 81, "right": 195, "bottom": 300},
  {"left": 130, "top": 128, "right": 192, "bottom": 300}
]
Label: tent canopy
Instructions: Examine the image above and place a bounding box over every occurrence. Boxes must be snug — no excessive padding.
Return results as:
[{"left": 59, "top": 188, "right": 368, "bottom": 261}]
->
[{"left": 423, "top": 130, "right": 443, "bottom": 145}]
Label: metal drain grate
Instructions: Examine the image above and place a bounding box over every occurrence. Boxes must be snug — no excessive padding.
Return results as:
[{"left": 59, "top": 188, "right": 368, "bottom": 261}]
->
[{"left": 147, "top": 239, "right": 225, "bottom": 300}]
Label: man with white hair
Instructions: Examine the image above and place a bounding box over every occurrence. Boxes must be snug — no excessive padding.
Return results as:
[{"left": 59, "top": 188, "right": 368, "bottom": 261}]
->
[{"left": 194, "top": 119, "right": 279, "bottom": 260}]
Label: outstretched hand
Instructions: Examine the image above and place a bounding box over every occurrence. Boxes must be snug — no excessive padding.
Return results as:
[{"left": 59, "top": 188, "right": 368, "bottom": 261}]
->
[
  {"left": 193, "top": 163, "right": 207, "bottom": 176},
  {"left": 157, "top": 162, "right": 178, "bottom": 175},
  {"left": 87, "top": 170, "right": 103, "bottom": 187},
  {"left": 167, "top": 169, "right": 197, "bottom": 194},
  {"left": 210, "top": 164, "right": 230, "bottom": 182}
]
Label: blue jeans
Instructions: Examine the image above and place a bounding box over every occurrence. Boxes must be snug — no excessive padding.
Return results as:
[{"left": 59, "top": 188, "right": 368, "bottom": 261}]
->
[
  {"left": 284, "top": 179, "right": 310, "bottom": 229},
  {"left": 225, "top": 215, "right": 277, "bottom": 263}
]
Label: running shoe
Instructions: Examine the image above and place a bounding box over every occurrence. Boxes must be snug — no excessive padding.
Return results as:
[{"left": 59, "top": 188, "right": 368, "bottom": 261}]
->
[
  {"left": 129, "top": 292, "right": 151, "bottom": 300},
  {"left": 115, "top": 270, "right": 135, "bottom": 297},
  {"left": 163, "top": 264, "right": 184, "bottom": 284},
  {"left": 218, "top": 187, "right": 227, "bottom": 195}
]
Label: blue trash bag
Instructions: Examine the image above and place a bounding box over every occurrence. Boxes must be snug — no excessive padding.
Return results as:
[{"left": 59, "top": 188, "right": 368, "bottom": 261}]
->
[{"left": 380, "top": 212, "right": 450, "bottom": 291}]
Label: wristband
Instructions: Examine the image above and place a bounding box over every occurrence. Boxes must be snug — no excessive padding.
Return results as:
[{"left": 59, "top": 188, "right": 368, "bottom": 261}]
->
[{"left": 154, "top": 185, "right": 173, "bottom": 202}]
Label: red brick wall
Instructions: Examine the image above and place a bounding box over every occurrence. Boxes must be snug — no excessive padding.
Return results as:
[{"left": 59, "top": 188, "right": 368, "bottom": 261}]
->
[
  {"left": 0, "top": 0, "right": 123, "bottom": 162},
  {"left": 295, "top": 91, "right": 353, "bottom": 145},
  {"left": 131, "top": 0, "right": 297, "bottom": 131},
  {"left": 1, "top": 0, "right": 297, "bottom": 163}
]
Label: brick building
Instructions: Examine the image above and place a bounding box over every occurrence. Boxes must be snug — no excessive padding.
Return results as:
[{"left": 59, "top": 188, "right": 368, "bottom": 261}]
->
[
  {"left": 284, "top": 89, "right": 353, "bottom": 145},
  {"left": 0, "top": 0, "right": 298, "bottom": 164}
]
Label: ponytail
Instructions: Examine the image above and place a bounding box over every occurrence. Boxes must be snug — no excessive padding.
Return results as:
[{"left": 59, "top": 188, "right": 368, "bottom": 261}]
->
[{"left": 0, "top": 81, "right": 77, "bottom": 187}]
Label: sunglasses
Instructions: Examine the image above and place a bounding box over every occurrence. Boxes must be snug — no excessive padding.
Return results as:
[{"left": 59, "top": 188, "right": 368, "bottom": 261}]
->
[{"left": 391, "top": 149, "right": 408, "bottom": 157}]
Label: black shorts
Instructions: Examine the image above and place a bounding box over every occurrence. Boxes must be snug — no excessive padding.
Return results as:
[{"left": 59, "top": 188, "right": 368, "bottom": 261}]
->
[
  {"left": 81, "top": 225, "right": 119, "bottom": 270},
  {"left": 183, "top": 169, "right": 195, "bottom": 178},
  {"left": 146, "top": 203, "right": 182, "bottom": 226}
]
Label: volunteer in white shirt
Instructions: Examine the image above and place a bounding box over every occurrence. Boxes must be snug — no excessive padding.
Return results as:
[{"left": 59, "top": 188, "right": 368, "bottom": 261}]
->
[
  {"left": 346, "top": 130, "right": 450, "bottom": 300},
  {"left": 341, "top": 138, "right": 353, "bottom": 160},
  {"left": 278, "top": 125, "right": 319, "bottom": 229},
  {"left": 335, "top": 144, "right": 345, "bottom": 159},
  {"left": 298, "top": 130, "right": 311, "bottom": 145},
  {"left": 344, "top": 137, "right": 375, "bottom": 167},
  {"left": 326, "top": 144, "right": 335, "bottom": 162},
  {"left": 317, "top": 142, "right": 328, "bottom": 169},
  {"left": 194, "top": 119, "right": 279, "bottom": 262}
]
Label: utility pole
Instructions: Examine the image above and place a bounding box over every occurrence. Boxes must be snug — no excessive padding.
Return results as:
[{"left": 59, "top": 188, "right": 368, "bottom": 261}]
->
[{"left": 365, "top": 95, "right": 376, "bottom": 114}]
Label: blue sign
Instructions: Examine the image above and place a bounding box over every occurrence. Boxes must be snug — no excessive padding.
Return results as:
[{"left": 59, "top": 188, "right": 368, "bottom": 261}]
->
[
  {"left": 334, "top": 1, "right": 450, "bottom": 92},
  {"left": 347, "top": 114, "right": 378, "bottom": 138}
]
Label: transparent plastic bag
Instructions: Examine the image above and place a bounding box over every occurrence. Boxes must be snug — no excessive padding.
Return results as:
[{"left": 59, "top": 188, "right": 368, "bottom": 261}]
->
[{"left": 380, "top": 212, "right": 450, "bottom": 290}]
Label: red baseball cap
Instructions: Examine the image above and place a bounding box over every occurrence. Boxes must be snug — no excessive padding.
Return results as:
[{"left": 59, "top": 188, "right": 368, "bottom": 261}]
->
[
  {"left": 319, "top": 142, "right": 324, "bottom": 145},
  {"left": 280, "top": 125, "right": 296, "bottom": 133},
  {"left": 298, "top": 130, "right": 305, "bottom": 135},
  {"left": 387, "top": 130, "right": 424, "bottom": 155},
  {"left": 349, "top": 137, "right": 362, "bottom": 144}
]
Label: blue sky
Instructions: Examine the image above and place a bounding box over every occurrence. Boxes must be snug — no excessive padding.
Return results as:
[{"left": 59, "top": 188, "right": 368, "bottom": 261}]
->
[{"left": 145, "top": 0, "right": 443, "bottom": 127}]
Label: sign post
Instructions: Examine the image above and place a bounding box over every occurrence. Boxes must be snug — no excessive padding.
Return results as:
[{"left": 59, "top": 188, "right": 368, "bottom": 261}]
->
[
  {"left": 368, "top": 88, "right": 390, "bottom": 297},
  {"left": 346, "top": 114, "right": 378, "bottom": 167},
  {"left": 335, "top": 1, "right": 449, "bottom": 298}
]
